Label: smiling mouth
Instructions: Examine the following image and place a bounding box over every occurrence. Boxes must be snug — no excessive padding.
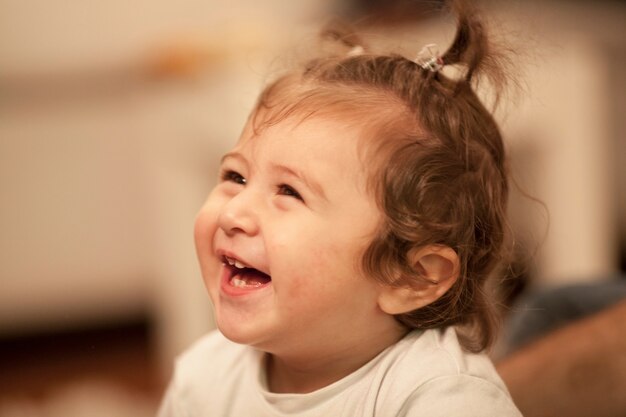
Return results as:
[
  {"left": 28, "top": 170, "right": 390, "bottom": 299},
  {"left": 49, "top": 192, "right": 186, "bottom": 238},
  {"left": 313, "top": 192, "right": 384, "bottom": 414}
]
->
[{"left": 222, "top": 256, "right": 272, "bottom": 289}]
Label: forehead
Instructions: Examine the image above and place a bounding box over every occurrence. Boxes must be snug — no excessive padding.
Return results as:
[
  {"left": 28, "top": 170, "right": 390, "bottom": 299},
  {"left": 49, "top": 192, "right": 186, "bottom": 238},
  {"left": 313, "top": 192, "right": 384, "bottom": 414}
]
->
[
  {"left": 240, "top": 102, "right": 383, "bottom": 165},
  {"left": 238, "top": 114, "right": 361, "bottom": 163}
]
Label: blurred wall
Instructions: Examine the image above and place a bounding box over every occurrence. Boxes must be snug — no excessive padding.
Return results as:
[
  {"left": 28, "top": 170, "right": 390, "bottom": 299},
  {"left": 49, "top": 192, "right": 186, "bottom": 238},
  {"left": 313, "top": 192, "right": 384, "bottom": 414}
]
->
[{"left": 494, "top": 1, "right": 625, "bottom": 284}]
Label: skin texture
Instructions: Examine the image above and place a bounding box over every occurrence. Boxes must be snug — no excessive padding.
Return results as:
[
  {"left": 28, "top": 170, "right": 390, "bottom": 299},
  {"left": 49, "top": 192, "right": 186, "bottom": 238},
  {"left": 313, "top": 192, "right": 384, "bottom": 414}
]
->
[
  {"left": 194, "top": 115, "right": 409, "bottom": 393},
  {"left": 496, "top": 300, "right": 626, "bottom": 417}
]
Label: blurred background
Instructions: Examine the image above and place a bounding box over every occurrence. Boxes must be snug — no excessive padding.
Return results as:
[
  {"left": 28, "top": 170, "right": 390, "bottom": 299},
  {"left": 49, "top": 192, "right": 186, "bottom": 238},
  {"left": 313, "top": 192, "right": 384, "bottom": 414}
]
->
[{"left": 1, "top": 0, "right": 625, "bottom": 415}]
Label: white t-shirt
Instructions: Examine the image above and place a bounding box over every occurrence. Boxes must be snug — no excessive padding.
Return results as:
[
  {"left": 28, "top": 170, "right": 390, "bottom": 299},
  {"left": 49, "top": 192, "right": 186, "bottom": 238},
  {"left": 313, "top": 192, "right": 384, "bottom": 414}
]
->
[{"left": 158, "top": 327, "right": 521, "bottom": 417}]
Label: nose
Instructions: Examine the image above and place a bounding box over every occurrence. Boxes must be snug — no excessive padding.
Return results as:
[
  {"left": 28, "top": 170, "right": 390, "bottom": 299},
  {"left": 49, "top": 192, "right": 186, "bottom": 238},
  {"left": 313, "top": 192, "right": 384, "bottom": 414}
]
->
[{"left": 217, "top": 189, "right": 260, "bottom": 236}]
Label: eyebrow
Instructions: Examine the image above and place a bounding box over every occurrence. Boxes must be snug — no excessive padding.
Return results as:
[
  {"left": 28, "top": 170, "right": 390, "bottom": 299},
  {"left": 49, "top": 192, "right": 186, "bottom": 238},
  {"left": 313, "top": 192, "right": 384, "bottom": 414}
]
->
[
  {"left": 220, "top": 151, "right": 327, "bottom": 201},
  {"left": 271, "top": 164, "right": 328, "bottom": 201},
  {"left": 220, "top": 151, "right": 245, "bottom": 165}
]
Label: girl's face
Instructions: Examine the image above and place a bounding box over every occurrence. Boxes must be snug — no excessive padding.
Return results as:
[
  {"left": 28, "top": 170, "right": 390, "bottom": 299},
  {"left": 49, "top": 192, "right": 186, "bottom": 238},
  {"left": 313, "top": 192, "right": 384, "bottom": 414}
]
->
[{"left": 194, "top": 115, "right": 401, "bottom": 361}]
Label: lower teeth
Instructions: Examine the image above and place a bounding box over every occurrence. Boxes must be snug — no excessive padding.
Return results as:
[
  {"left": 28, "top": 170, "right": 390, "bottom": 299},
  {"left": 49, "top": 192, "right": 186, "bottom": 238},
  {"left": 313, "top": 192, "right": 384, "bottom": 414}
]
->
[{"left": 231, "top": 277, "right": 263, "bottom": 288}]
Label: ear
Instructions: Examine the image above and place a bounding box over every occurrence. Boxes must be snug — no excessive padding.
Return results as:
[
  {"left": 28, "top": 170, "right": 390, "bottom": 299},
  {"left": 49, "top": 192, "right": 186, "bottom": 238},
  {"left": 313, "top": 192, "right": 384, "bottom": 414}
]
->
[{"left": 377, "top": 245, "right": 460, "bottom": 315}]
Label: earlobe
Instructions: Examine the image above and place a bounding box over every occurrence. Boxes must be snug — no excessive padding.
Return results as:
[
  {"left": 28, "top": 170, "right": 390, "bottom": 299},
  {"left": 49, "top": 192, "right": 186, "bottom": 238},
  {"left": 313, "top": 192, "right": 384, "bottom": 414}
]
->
[{"left": 377, "top": 245, "right": 460, "bottom": 315}]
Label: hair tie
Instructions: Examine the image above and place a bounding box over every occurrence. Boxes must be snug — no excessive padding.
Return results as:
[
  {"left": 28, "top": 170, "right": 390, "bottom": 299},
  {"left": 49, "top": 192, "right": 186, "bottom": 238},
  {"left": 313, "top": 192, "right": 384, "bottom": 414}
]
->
[
  {"left": 347, "top": 45, "right": 365, "bottom": 57},
  {"left": 415, "top": 44, "right": 444, "bottom": 72}
]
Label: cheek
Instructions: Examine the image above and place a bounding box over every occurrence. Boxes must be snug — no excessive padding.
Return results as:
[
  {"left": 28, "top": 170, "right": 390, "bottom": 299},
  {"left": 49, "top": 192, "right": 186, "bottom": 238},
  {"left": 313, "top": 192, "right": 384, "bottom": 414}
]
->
[
  {"left": 194, "top": 210, "right": 215, "bottom": 254},
  {"left": 272, "top": 235, "right": 360, "bottom": 301},
  {"left": 194, "top": 189, "right": 223, "bottom": 240}
]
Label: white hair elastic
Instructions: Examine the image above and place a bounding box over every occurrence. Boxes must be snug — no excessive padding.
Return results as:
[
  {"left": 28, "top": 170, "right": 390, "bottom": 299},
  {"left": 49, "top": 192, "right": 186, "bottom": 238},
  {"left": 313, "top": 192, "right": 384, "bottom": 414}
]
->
[
  {"left": 416, "top": 44, "right": 444, "bottom": 72},
  {"left": 347, "top": 45, "right": 365, "bottom": 56}
]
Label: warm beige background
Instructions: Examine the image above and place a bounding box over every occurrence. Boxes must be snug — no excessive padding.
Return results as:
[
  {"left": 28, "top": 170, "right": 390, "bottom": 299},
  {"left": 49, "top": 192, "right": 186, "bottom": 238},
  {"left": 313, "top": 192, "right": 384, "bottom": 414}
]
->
[{"left": 1, "top": 0, "right": 625, "bottom": 376}]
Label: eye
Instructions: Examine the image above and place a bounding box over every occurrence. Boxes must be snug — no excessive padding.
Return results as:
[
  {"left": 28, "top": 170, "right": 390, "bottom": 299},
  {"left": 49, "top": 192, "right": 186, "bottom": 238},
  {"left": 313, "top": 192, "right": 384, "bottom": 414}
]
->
[
  {"left": 221, "top": 170, "right": 246, "bottom": 185},
  {"left": 277, "top": 184, "right": 304, "bottom": 202}
]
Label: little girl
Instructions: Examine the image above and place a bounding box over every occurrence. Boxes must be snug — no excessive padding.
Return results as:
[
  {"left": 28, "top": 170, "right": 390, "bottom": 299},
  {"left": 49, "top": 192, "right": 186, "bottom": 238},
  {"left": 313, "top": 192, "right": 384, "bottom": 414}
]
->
[{"left": 159, "top": 2, "right": 522, "bottom": 416}]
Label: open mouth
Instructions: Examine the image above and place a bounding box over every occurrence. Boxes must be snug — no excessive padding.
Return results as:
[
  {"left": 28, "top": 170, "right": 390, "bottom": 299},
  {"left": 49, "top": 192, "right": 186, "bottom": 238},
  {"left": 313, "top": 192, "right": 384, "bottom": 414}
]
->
[{"left": 222, "top": 255, "right": 271, "bottom": 290}]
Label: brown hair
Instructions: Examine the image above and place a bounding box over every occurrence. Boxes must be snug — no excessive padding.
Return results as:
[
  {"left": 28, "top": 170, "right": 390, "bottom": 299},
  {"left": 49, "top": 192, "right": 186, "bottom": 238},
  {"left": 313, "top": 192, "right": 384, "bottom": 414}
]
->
[{"left": 251, "top": 1, "right": 510, "bottom": 352}]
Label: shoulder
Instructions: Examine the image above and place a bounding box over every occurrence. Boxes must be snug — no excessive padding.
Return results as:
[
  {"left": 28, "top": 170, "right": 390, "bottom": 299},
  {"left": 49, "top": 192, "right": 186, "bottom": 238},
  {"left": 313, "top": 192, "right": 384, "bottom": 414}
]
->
[
  {"left": 385, "top": 328, "right": 505, "bottom": 384},
  {"left": 376, "top": 328, "right": 521, "bottom": 417},
  {"left": 399, "top": 374, "right": 522, "bottom": 417}
]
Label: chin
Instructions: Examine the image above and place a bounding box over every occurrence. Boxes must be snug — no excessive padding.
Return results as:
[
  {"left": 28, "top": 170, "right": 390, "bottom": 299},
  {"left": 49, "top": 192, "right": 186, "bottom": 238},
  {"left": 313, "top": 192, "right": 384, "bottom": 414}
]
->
[{"left": 216, "top": 315, "right": 265, "bottom": 347}]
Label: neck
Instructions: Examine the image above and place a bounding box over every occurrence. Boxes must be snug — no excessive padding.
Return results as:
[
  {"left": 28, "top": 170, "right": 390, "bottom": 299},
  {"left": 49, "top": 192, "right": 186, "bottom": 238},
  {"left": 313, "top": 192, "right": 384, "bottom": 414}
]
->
[{"left": 265, "top": 325, "right": 408, "bottom": 394}]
